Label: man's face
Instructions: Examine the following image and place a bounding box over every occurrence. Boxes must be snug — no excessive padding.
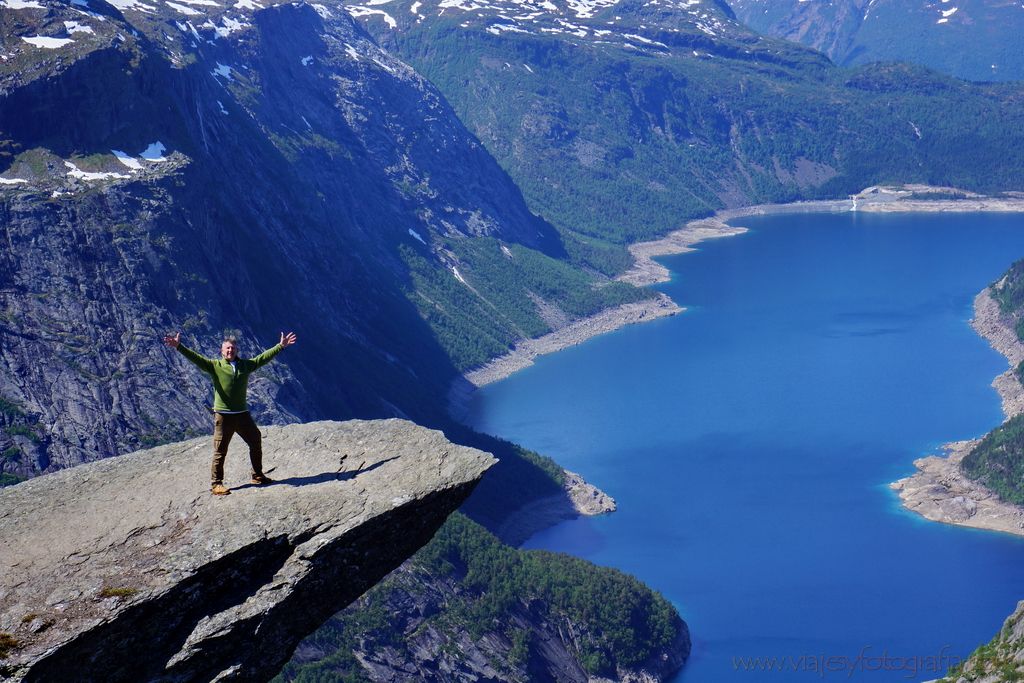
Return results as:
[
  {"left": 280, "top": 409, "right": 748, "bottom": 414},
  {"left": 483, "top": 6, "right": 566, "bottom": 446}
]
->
[{"left": 221, "top": 340, "right": 238, "bottom": 360}]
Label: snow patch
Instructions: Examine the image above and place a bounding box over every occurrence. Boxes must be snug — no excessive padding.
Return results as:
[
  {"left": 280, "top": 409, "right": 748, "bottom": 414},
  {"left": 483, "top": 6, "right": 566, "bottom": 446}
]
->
[
  {"left": 301, "top": 55, "right": 313, "bottom": 65},
  {"left": 301, "top": 115, "right": 312, "bottom": 129},
  {"left": 941, "top": 6, "right": 958, "bottom": 16},
  {"left": 371, "top": 56, "right": 396, "bottom": 73},
  {"left": 563, "top": 0, "right": 617, "bottom": 19},
  {"left": 112, "top": 150, "right": 144, "bottom": 170},
  {"left": 624, "top": 33, "right": 668, "bottom": 48},
  {"left": 410, "top": 0, "right": 420, "bottom": 12},
  {"left": 408, "top": 228, "right": 426, "bottom": 244},
  {"left": 166, "top": 1, "right": 202, "bottom": 15},
  {"left": 346, "top": 5, "right": 397, "bottom": 28},
  {"left": 217, "top": 100, "right": 229, "bottom": 115},
  {"left": 451, "top": 266, "right": 466, "bottom": 284},
  {"left": 487, "top": 23, "right": 529, "bottom": 34},
  {"left": 107, "top": 0, "right": 156, "bottom": 10},
  {"left": 211, "top": 62, "right": 233, "bottom": 79},
  {"left": 311, "top": 3, "right": 331, "bottom": 17},
  {"left": 233, "top": 0, "right": 262, "bottom": 7},
  {"left": 438, "top": 0, "right": 486, "bottom": 10},
  {"left": 182, "top": 20, "right": 203, "bottom": 39},
  {"left": 64, "top": 20, "right": 95, "bottom": 33},
  {"left": 523, "top": 63, "right": 533, "bottom": 73},
  {"left": 500, "top": 245, "right": 513, "bottom": 258},
  {"left": 2, "top": 0, "right": 45, "bottom": 9},
  {"left": 215, "top": 16, "right": 247, "bottom": 36},
  {"left": 65, "top": 161, "right": 129, "bottom": 182},
  {"left": 344, "top": 43, "right": 360, "bottom": 60},
  {"left": 140, "top": 141, "right": 168, "bottom": 162},
  {"left": 175, "top": 0, "right": 221, "bottom": 5},
  {"left": 0, "top": 177, "right": 28, "bottom": 185},
  {"left": 22, "top": 36, "right": 74, "bottom": 48}
]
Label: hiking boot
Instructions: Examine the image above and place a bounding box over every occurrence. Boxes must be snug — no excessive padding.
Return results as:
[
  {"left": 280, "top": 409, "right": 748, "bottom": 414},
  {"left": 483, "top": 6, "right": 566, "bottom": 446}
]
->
[
  {"left": 251, "top": 474, "right": 274, "bottom": 485},
  {"left": 211, "top": 483, "right": 231, "bottom": 496}
]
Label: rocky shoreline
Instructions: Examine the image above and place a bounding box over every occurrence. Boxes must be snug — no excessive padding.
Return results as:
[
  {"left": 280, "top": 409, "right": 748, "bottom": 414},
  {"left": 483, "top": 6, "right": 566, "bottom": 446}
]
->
[
  {"left": 455, "top": 184, "right": 1024, "bottom": 396},
  {"left": 455, "top": 294, "right": 684, "bottom": 393},
  {"left": 452, "top": 185, "right": 1024, "bottom": 545},
  {"left": 892, "top": 290, "right": 1024, "bottom": 536},
  {"left": 492, "top": 469, "right": 617, "bottom": 546}
]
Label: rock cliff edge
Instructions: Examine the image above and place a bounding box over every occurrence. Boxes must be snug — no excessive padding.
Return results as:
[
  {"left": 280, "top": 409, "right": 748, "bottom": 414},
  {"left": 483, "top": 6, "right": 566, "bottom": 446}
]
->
[{"left": 0, "top": 419, "right": 495, "bottom": 682}]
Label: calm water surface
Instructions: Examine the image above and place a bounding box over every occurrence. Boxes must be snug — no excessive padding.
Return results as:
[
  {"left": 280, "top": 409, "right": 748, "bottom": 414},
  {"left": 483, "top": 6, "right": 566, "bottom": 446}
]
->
[{"left": 465, "top": 212, "right": 1024, "bottom": 681}]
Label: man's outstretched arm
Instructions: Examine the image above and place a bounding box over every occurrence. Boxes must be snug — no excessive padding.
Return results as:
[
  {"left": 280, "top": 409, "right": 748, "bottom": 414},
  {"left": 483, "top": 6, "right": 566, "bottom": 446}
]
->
[
  {"left": 252, "top": 331, "right": 297, "bottom": 369},
  {"left": 164, "top": 332, "right": 216, "bottom": 374}
]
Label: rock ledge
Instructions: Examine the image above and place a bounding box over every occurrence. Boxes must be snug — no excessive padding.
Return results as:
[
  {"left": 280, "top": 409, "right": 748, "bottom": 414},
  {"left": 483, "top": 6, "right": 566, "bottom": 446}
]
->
[{"left": 0, "top": 419, "right": 495, "bottom": 682}]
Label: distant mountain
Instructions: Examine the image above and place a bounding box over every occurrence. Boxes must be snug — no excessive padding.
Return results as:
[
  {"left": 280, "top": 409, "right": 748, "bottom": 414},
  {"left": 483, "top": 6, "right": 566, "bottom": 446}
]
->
[
  {"left": 345, "top": 0, "right": 1024, "bottom": 275},
  {"left": 0, "top": 0, "right": 645, "bottom": 476},
  {"left": 727, "top": 0, "right": 1024, "bottom": 82}
]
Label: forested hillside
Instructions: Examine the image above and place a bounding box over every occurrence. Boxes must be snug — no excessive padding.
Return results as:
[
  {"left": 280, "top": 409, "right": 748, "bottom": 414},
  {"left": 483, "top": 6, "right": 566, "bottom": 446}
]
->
[{"left": 349, "top": 0, "right": 1024, "bottom": 273}]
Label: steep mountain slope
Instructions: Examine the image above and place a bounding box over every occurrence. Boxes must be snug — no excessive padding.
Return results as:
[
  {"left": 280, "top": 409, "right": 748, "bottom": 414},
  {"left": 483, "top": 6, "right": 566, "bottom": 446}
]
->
[
  {"left": 942, "top": 600, "right": 1024, "bottom": 682},
  {"left": 346, "top": 0, "right": 1024, "bottom": 272},
  {"left": 277, "top": 513, "right": 689, "bottom": 683},
  {"left": 0, "top": 3, "right": 688, "bottom": 680},
  {"left": 0, "top": 0, "right": 646, "bottom": 477},
  {"left": 728, "top": 0, "right": 1024, "bottom": 82}
]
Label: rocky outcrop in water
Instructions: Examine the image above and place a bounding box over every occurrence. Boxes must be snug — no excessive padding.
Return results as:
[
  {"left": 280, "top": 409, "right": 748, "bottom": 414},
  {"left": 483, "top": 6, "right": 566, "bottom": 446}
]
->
[{"left": 0, "top": 419, "right": 495, "bottom": 682}]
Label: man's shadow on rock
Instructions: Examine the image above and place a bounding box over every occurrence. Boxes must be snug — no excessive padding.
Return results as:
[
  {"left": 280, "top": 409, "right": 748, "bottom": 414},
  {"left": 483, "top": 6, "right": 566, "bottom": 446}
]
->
[{"left": 231, "top": 457, "right": 399, "bottom": 491}]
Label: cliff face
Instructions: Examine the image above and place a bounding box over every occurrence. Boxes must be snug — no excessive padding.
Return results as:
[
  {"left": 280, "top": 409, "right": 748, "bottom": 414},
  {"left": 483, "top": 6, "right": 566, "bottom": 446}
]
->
[
  {"left": 943, "top": 600, "right": 1024, "bottom": 682},
  {"left": 279, "top": 513, "right": 690, "bottom": 683},
  {"left": 0, "top": 0, "right": 606, "bottom": 478},
  {"left": 0, "top": 419, "right": 495, "bottom": 682},
  {"left": 307, "top": 564, "right": 690, "bottom": 683}
]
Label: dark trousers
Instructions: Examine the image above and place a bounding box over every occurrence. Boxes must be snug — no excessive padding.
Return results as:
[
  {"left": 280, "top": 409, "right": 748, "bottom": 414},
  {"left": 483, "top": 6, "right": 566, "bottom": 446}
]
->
[{"left": 212, "top": 411, "right": 263, "bottom": 484}]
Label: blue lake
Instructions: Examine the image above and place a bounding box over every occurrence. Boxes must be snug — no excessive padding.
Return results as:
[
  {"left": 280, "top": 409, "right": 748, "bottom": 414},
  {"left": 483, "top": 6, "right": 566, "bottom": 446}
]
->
[{"left": 464, "top": 212, "right": 1024, "bottom": 681}]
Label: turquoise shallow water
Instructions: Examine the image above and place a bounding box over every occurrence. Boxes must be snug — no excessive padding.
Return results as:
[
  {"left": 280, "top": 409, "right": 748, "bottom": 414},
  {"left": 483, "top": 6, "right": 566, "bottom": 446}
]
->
[{"left": 465, "top": 212, "right": 1024, "bottom": 681}]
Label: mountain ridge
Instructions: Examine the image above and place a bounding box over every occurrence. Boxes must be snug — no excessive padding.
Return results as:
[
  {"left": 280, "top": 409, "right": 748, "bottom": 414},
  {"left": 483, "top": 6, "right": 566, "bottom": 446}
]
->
[{"left": 727, "top": 0, "right": 1024, "bottom": 82}]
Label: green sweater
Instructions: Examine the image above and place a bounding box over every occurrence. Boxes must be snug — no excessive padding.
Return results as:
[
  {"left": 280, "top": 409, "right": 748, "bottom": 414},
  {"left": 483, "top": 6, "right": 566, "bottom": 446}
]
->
[{"left": 177, "top": 343, "right": 283, "bottom": 413}]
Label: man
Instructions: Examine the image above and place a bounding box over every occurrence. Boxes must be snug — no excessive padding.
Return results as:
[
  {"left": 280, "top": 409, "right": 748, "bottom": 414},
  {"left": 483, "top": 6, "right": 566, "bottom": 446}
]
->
[{"left": 163, "top": 331, "right": 298, "bottom": 495}]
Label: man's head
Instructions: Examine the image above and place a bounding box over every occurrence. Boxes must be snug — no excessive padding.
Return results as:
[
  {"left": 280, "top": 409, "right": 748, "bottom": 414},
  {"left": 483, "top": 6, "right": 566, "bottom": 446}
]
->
[{"left": 221, "top": 336, "right": 239, "bottom": 361}]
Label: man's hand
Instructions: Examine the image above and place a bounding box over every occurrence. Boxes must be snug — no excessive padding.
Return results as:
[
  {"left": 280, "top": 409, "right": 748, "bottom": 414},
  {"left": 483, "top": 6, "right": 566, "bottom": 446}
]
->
[
  {"left": 280, "top": 331, "right": 297, "bottom": 348},
  {"left": 163, "top": 332, "right": 181, "bottom": 349}
]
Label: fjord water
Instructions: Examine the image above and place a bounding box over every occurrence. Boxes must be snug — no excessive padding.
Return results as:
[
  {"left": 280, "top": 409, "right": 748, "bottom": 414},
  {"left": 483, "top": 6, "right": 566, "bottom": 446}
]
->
[{"left": 465, "top": 212, "right": 1024, "bottom": 681}]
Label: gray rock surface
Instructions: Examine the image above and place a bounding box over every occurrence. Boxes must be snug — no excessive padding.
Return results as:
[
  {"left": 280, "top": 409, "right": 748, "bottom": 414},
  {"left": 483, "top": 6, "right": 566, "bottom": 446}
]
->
[
  {"left": 336, "top": 564, "right": 690, "bottom": 683},
  {"left": 0, "top": 419, "right": 494, "bottom": 682}
]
